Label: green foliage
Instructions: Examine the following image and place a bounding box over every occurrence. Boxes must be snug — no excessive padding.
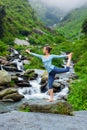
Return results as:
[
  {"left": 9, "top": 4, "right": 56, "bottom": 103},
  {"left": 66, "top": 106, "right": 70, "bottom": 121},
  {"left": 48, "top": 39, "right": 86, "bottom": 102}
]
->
[
  {"left": 82, "top": 19, "right": 87, "bottom": 35},
  {"left": 68, "top": 76, "right": 87, "bottom": 110},
  {"left": 1, "top": 0, "right": 37, "bottom": 44},
  {"left": 67, "top": 37, "right": 87, "bottom": 110},
  {"left": 0, "top": 2, "right": 6, "bottom": 38},
  {"left": 9, "top": 80, "right": 15, "bottom": 87},
  {"left": 1, "top": 0, "right": 66, "bottom": 47},
  {"left": 0, "top": 40, "right": 7, "bottom": 55}
]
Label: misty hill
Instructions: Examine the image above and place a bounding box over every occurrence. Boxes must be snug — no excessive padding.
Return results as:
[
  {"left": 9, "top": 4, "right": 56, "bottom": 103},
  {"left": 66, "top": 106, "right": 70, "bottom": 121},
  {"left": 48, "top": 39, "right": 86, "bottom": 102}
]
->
[
  {"left": 29, "top": 0, "right": 65, "bottom": 26},
  {"left": 57, "top": 7, "right": 87, "bottom": 39}
]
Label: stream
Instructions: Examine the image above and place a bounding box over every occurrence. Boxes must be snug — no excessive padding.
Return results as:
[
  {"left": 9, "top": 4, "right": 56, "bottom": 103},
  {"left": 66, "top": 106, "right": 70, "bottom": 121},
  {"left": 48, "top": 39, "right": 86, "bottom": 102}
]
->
[{"left": 0, "top": 48, "right": 76, "bottom": 113}]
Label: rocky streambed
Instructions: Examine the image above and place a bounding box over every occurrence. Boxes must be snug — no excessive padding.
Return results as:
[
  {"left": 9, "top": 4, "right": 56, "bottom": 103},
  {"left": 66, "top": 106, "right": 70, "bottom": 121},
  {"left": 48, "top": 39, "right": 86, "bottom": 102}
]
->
[{"left": 0, "top": 48, "right": 77, "bottom": 114}]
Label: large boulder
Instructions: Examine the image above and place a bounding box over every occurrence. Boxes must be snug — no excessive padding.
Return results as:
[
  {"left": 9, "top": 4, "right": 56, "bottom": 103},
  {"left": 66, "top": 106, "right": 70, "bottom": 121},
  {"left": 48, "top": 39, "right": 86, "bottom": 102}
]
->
[
  {"left": 3, "top": 93, "right": 24, "bottom": 101},
  {"left": 0, "top": 70, "right": 11, "bottom": 85},
  {"left": 0, "top": 88, "right": 17, "bottom": 98},
  {"left": 0, "top": 88, "right": 24, "bottom": 102},
  {"left": 20, "top": 99, "right": 73, "bottom": 115},
  {"left": 14, "top": 38, "right": 30, "bottom": 46}
]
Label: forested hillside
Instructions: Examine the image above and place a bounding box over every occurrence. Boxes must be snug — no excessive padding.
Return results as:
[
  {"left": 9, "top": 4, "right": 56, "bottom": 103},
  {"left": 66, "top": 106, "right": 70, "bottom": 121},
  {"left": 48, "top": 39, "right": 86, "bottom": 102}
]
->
[
  {"left": 58, "top": 7, "right": 87, "bottom": 40},
  {"left": 0, "top": 0, "right": 66, "bottom": 46}
]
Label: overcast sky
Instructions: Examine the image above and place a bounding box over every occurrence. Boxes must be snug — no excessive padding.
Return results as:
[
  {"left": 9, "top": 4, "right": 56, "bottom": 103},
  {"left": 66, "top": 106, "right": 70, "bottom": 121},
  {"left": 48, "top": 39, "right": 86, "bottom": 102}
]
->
[{"left": 42, "top": 0, "right": 87, "bottom": 12}]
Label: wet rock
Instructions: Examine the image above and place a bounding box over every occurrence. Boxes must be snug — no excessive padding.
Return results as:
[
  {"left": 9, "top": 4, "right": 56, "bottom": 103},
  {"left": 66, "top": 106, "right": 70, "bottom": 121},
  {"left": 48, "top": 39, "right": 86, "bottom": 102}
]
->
[
  {"left": 0, "top": 88, "right": 24, "bottom": 102},
  {"left": 17, "top": 82, "right": 31, "bottom": 87},
  {"left": 0, "top": 70, "right": 11, "bottom": 85},
  {"left": 11, "top": 75, "right": 18, "bottom": 81},
  {"left": 40, "top": 71, "right": 48, "bottom": 84},
  {"left": 53, "top": 81, "right": 61, "bottom": 89},
  {"left": 0, "top": 86, "right": 6, "bottom": 91},
  {"left": 24, "top": 69, "right": 35, "bottom": 75},
  {"left": 40, "top": 82, "right": 48, "bottom": 93},
  {"left": 3, "top": 93, "right": 24, "bottom": 102},
  {"left": 2, "top": 66, "right": 18, "bottom": 72},
  {"left": 20, "top": 99, "right": 73, "bottom": 115},
  {"left": 53, "top": 87, "right": 61, "bottom": 93},
  {"left": 0, "top": 88, "right": 17, "bottom": 99},
  {"left": 24, "top": 69, "right": 38, "bottom": 80}
]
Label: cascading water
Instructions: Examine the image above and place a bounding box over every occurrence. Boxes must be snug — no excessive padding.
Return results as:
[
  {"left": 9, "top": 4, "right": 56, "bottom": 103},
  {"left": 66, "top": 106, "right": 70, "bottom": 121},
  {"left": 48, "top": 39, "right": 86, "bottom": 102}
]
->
[
  {"left": 0, "top": 48, "right": 76, "bottom": 101},
  {"left": 18, "top": 76, "right": 50, "bottom": 100}
]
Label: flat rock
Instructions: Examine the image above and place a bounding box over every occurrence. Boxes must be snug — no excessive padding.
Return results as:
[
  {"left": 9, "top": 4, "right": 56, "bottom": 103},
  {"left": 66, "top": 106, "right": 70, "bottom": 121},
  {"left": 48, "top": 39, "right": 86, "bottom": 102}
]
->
[
  {"left": 20, "top": 99, "right": 73, "bottom": 115},
  {"left": 0, "top": 111, "right": 87, "bottom": 130}
]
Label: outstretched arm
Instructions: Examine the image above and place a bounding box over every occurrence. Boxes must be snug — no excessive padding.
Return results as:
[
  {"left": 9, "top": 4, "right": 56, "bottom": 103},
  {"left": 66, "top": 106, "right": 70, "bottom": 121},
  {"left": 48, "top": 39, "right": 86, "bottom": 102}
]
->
[
  {"left": 51, "top": 53, "right": 72, "bottom": 59},
  {"left": 26, "top": 49, "right": 43, "bottom": 59},
  {"left": 51, "top": 54, "right": 68, "bottom": 59}
]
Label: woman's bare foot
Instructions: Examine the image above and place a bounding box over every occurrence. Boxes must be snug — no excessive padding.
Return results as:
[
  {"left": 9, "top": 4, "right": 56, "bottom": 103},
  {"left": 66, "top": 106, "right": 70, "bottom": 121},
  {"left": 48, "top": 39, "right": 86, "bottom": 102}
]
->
[
  {"left": 48, "top": 99, "right": 54, "bottom": 102},
  {"left": 66, "top": 53, "right": 73, "bottom": 67}
]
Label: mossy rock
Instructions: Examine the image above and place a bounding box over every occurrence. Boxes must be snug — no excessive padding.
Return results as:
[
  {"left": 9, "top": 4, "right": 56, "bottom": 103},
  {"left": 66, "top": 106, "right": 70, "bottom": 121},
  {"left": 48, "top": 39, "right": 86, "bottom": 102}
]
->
[
  {"left": 41, "top": 71, "right": 48, "bottom": 84},
  {"left": 3, "top": 93, "right": 24, "bottom": 102},
  {"left": 19, "top": 99, "right": 73, "bottom": 115},
  {"left": 0, "top": 88, "right": 17, "bottom": 99},
  {"left": 24, "top": 69, "right": 38, "bottom": 80}
]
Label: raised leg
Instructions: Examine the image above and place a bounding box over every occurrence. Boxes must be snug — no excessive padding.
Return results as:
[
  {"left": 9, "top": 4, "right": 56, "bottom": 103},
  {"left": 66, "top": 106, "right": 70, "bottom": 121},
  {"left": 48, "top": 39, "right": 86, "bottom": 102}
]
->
[{"left": 66, "top": 53, "right": 72, "bottom": 67}]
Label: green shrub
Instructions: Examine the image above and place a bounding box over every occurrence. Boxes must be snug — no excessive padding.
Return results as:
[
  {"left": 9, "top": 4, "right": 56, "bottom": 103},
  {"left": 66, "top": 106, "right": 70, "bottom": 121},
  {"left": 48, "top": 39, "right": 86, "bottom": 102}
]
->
[{"left": 68, "top": 76, "right": 87, "bottom": 110}]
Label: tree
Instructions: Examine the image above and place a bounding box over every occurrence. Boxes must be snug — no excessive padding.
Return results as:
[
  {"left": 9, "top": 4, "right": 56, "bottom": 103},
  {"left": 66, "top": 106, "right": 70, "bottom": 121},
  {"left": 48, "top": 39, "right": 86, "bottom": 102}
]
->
[
  {"left": 82, "top": 19, "right": 87, "bottom": 35},
  {"left": 0, "top": 2, "right": 6, "bottom": 38}
]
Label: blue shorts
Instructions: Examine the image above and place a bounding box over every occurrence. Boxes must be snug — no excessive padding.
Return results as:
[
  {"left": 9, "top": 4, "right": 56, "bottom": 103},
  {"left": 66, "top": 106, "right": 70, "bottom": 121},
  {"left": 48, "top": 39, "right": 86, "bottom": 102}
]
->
[{"left": 48, "top": 66, "right": 70, "bottom": 89}]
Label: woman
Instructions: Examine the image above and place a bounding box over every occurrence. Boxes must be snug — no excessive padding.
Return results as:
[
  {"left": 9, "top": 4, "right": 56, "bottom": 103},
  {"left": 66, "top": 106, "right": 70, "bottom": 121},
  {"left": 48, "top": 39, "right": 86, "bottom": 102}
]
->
[{"left": 26, "top": 46, "right": 72, "bottom": 102}]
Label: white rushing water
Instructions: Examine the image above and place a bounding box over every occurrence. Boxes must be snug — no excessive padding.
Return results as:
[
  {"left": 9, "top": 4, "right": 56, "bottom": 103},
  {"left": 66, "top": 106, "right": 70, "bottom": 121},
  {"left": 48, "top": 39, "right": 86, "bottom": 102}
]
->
[
  {"left": 18, "top": 75, "right": 69, "bottom": 101},
  {"left": 18, "top": 77, "right": 50, "bottom": 100}
]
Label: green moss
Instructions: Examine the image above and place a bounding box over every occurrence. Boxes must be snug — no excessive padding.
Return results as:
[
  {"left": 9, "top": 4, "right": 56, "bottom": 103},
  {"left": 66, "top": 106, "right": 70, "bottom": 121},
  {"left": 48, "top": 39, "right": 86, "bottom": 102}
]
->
[
  {"left": 9, "top": 80, "right": 15, "bottom": 87},
  {"left": 19, "top": 106, "right": 30, "bottom": 112}
]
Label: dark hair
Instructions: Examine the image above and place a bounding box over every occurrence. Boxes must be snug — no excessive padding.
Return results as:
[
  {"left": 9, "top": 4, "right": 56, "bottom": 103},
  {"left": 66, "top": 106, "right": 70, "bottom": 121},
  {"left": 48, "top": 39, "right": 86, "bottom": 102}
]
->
[{"left": 45, "top": 46, "right": 52, "bottom": 53}]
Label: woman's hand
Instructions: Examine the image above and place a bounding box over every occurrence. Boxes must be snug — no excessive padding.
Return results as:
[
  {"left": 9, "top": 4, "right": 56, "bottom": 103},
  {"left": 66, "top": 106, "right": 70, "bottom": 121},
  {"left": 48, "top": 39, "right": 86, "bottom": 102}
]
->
[{"left": 26, "top": 49, "right": 30, "bottom": 54}]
